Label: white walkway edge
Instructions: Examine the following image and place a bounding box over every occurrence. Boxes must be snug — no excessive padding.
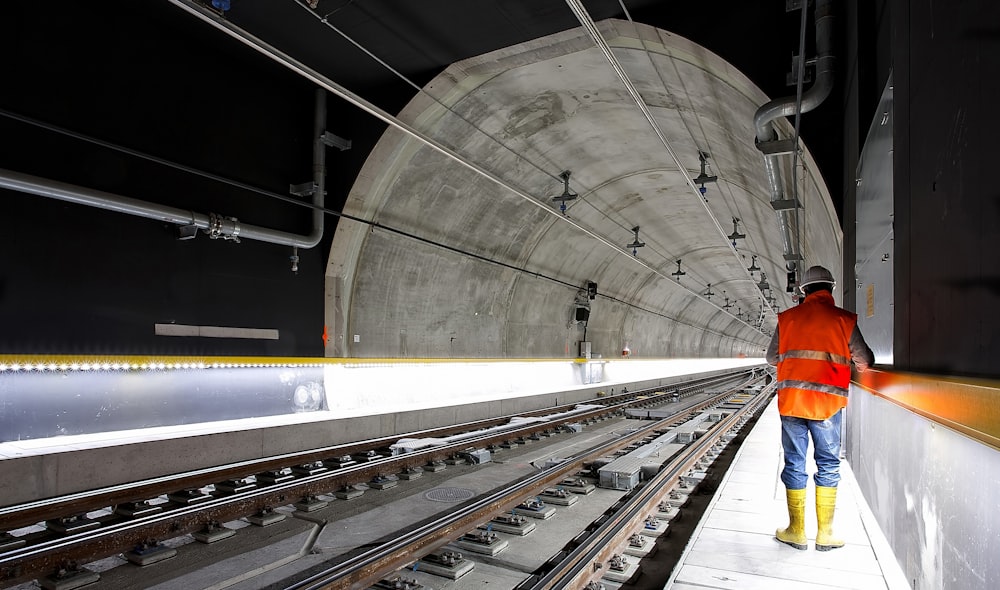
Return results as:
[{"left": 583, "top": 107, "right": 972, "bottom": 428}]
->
[{"left": 665, "top": 395, "right": 909, "bottom": 589}]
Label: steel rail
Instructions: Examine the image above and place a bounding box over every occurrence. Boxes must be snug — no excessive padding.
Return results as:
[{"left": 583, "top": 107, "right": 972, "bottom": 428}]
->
[
  {"left": 0, "top": 372, "right": 755, "bottom": 586},
  {"left": 0, "top": 369, "right": 745, "bottom": 529},
  {"left": 540, "top": 383, "right": 773, "bottom": 589},
  {"left": 282, "top": 378, "right": 766, "bottom": 590}
]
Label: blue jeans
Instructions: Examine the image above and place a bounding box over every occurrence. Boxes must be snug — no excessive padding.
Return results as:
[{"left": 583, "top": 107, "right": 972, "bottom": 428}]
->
[{"left": 780, "top": 409, "right": 842, "bottom": 489}]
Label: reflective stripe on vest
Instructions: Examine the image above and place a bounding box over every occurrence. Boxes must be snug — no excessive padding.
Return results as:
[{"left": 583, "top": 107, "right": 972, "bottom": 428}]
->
[
  {"left": 775, "top": 290, "right": 857, "bottom": 419},
  {"left": 776, "top": 379, "right": 849, "bottom": 398},
  {"left": 779, "top": 349, "right": 850, "bottom": 365}
]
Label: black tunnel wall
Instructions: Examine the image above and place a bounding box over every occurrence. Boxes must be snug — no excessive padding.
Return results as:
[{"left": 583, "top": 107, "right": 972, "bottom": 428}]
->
[
  {"left": 0, "top": 1, "right": 356, "bottom": 356},
  {"left": 890, "top": 0, "right": 1000, "bottom": 378},
  {"left": 844, "top": 0, "right": 1000, "bottom": 379}
]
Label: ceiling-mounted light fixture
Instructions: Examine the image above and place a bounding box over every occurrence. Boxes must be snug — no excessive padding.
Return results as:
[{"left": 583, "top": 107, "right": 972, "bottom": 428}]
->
[
  {"left": 722, "top": 290, "right": 733, "bottom": 310},
  {"left": 626, "top": 226, "right": 645, "bottom": 256},
  {"left": 550, "top": 170, "right": 578, "bottom": 216},
  {"left": 747, "top": 254, "right": 761, "bottom": 275},
  {"left": 694, "top": 151, "right": 717, "bottom": 201},
  {"left": 758, "top": 271, "right": 770, "bottom": 294},
  {"left": 728, "top": 217, "right": 746, "bottom": 248},
  {"left": 703, "top": 283, "right": 715, "bottom": 299},
  {"left": 671, "top": 259, "right": 686, "bottom": 281}
]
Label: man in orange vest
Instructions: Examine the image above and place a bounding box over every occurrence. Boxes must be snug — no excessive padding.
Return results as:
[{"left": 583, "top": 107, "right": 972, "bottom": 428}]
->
[{"left": 765, "top": 265, "right": 874, "bottom": 551}]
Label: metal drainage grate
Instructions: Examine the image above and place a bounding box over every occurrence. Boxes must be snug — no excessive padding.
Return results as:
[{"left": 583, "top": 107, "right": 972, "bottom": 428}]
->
[{"left": 424, "top": 487, "right": 476, "bottom": 503}]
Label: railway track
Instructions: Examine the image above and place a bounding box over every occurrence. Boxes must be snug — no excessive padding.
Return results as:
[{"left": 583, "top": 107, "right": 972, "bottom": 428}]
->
[
  {"left": 286, "top": 375, "right": 772, "bottom": 590},
  {"left": 1, "top": 368, "right": 767, "bottom": 588}
]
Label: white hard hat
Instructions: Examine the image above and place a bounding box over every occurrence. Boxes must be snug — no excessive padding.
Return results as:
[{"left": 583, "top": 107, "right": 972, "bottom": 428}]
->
[{"left": 799, "top": 265, "right": 836, "bottom": 293}]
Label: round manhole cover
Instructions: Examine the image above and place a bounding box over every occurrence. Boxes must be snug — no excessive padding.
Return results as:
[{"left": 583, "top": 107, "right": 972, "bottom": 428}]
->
[{"left": 424, "top": 487, "right": 476, "bottom": 503}]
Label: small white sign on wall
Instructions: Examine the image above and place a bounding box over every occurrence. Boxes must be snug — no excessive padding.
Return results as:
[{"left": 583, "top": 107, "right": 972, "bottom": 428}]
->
[{"left": 353, "top": 334, "right": 360, "bottom": 343}]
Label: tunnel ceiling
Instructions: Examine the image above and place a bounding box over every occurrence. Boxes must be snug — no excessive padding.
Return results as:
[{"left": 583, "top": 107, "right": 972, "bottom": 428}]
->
[{"left": 323, "top": 19, "right": 841, "bottom": 358}]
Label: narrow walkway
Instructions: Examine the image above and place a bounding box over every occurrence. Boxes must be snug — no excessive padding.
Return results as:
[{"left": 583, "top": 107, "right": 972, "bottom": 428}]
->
[{"left": 667, "top": 396, "right": 908, "bottom": 590}]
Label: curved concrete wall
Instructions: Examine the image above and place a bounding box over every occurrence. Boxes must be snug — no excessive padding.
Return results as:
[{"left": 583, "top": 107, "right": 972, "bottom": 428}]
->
[{"left": 327, "top": 20, "right": 841, "bottom": 359}]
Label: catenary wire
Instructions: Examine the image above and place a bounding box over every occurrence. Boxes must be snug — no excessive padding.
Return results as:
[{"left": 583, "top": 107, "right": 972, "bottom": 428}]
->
[
  {"left": 1, "top": 107, "right": 750, "bottom": 344},
  {"left": 284, "top": 0, "right": 765, "bottom": 334}
]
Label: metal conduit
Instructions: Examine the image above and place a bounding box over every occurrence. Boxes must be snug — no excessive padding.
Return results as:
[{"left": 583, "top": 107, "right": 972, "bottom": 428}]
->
[
  {"left": 753, "top": 0, "right": 835, "bottom": 278},
  {"left": 168, "top": 0, "right": 766, "bottom": 337},
  {"left": 0, "top": 89, "right": 328, "bottom": 250}
]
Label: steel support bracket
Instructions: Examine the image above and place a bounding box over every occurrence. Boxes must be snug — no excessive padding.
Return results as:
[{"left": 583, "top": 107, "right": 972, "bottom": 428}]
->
[
  {"left": 177, "top": 224, "right": 199, "bottom": 240},
  {"left": 756, "top": 138, "right": 798, "bottom": 156},
  {"left": 289, "top": 181, "right": 317, "bottom": 197},
  {"left": 321, "top": 131, "right": 352, "bottom": 151},
  {"left": 770, "top": 198, "right": 802, "bottom": 211}
]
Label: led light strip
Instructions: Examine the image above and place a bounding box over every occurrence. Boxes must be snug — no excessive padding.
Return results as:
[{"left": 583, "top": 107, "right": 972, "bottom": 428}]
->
[
  {"left": 0, "top": 357, "right": 326, "bottom": 373},
  {"left": 0, "top": 356, "right": 699, "bottom": 372}
]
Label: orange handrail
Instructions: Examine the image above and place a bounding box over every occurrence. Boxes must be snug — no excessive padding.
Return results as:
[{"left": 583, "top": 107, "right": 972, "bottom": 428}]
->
[{"left": 853, "top": 367, "right": 1000, "bottom": 450}]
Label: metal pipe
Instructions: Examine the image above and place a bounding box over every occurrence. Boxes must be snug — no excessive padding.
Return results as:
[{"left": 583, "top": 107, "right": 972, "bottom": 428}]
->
[
  {"left": 306, "top": 87, "right": 327, "bottom": 248},
  {"left": 753, "top": 0, "right": 835, "bottom": 271},
  {"left": 0, "top": 167, "right": 323, "bottom": 248},
  {"left": 0, "top": 89, "right": 329, "bottom": 249}
]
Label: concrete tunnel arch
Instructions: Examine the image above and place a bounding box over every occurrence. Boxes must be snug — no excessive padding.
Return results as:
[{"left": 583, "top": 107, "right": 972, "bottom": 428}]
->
[{"left": 325, "top": 19, "right": 841, "bottom": 359}]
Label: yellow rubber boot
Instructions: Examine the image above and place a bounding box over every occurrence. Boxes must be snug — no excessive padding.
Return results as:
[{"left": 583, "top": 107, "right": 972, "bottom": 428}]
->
[
  {"left": 775, "top": 488, "right": 808, "bottom": 550},
  {"left": 815, "top": 485, "right": 845, "bottom": 551}
]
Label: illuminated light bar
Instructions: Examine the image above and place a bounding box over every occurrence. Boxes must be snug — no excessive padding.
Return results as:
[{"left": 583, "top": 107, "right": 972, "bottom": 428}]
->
[
  {"left": 0, "top": 355, "right": 715, "bottom": 373},
  {"left": 0, "top": 355, "right": 328, "bottom": 373}
]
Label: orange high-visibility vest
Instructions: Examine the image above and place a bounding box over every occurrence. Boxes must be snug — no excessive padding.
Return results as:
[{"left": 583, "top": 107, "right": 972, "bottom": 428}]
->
[{"left": 776, "top": 290, "right": 857, "bottom": 420}]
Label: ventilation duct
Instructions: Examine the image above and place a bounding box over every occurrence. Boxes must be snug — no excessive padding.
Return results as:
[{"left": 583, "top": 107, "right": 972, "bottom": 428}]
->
[{"left": 754, "top": 0, "right": 835, "bottom": 287}]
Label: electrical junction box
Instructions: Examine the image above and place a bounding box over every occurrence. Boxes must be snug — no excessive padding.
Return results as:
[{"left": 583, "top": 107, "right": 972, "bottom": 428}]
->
[{"left": 579, "top": 341, "right": 592, "bottom": 358}]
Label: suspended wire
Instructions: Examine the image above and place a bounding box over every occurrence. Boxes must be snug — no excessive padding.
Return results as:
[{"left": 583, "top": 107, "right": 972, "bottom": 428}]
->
[
  {"left": 1, "top": 105, "right": 741, "bottom": 338},
  {"left": 616, "top": 0, "right": 633, "bottom": 21},
  {"left": 613, "top": 6, "right": 775, "bottom": 321},
  {"left": 0, "top": 108, "right": 291, "bottom": 205},
  {"left": 163, "top": 0, "right": 768, "bottom": 343},
  {"left": 576, "top": 0, "right": 769, "bottom": 330},
  {"left": 291, "top": 0, "right": 636, "bottom": 236},
  {"left": 287, "top": 0, "right": 763, "bottom": 329}
]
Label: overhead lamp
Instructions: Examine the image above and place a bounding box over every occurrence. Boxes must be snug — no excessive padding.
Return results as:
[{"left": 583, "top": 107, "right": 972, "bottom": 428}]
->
[
  {"left": 786, "top": 268, "right": 798, "bottom": 293},
  {"left": 703, "top": 283, "right": 715, "bottom": 299},
  {"left": 694, "top": 151, "right": 717, "bottom": 199},
  {"left": 758, "top": 271, "right": 770, "bottom": 293},
  {"left": 626, "top": 226, "right": 645, "bottom": 256},
  {"left": 722, "top": 291, "right": 733, "bottom": 310},
  {"left": 747, "top": 254, "right": 761, "bottom": 274},
  {"left": 671, "top": 259, "right": 685, "bottom": 281},
  {"left": 551, "top": 170, "right": 578, "bottom": 216},
  {"left": 728, "top": 217, "right": 746, "bottom": 248}
]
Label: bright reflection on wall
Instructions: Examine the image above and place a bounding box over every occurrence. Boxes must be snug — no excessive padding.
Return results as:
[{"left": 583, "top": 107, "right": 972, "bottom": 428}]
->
[
  {"left": 0, "top": 356, "right": 762, "bottom": 443},
  {"left": 0, "top": 365, "right": 327, "bottom": 442},
  {"left": 321, "top": 357, "right": 763, "bottom": 418}
]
